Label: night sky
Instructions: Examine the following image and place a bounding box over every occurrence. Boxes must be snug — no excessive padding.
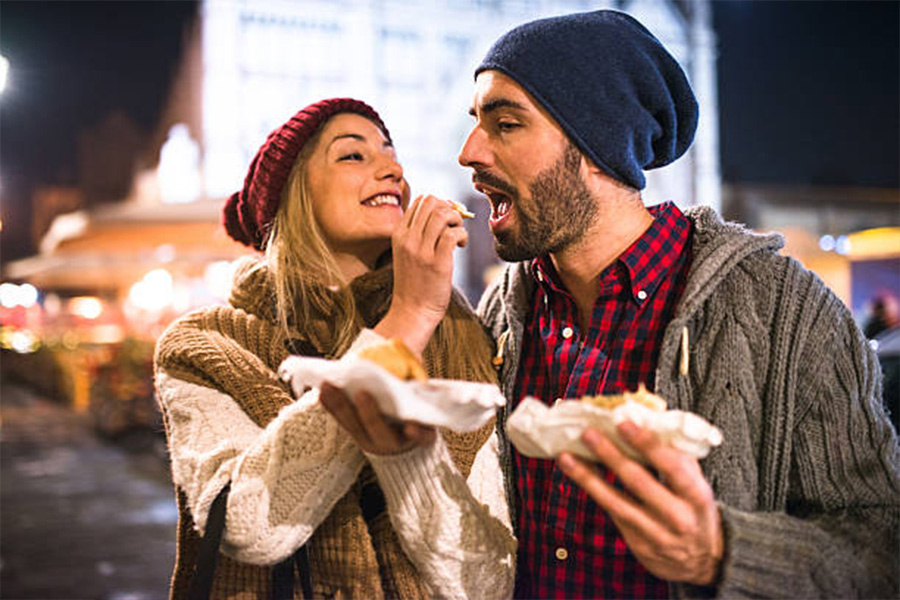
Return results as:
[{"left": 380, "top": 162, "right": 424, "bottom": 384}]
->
[{"left": 0, "top": 0, "right": 898, "bottom": 263}]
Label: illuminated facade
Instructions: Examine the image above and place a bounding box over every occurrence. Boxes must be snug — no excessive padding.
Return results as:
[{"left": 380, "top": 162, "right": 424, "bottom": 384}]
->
[{"left": 192, "top": 0, "right": 721, "bottom": 213}]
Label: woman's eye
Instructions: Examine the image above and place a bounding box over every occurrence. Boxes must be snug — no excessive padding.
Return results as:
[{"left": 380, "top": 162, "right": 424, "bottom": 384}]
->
[{"left": 338, "top": 152, "right": 364, "bottom": 161}]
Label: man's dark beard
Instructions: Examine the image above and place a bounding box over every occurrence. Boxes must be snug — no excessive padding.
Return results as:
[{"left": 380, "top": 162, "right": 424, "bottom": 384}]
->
[{"left": 494, "top": 143, "right": 597, "bottom": 262}]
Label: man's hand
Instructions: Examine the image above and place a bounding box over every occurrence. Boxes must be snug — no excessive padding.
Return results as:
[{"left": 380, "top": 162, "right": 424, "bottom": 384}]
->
[
  {"left": 376, "top": 194, "right": 468, "bottom": 355},
  {"left": 558, "top": 421, "right": 723, "bottom": 586},
  {"left": 319, "top": 382, "right": 436, "bottom": 455}
]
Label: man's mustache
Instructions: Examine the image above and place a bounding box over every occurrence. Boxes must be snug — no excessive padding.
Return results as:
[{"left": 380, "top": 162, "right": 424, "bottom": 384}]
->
[{"left": 472, "top": 171, "right": 518, "bottom": 200}]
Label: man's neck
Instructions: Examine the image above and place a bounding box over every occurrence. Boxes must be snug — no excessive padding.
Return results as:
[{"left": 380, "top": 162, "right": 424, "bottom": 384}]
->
[{"left": 549, "top": 196, "right": 653, "bottom": 329}]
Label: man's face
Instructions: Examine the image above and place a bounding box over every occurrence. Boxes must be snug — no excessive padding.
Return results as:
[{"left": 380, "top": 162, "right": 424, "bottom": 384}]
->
[{"left": 458, "top": 71, "right": 597, "bottom": 261}]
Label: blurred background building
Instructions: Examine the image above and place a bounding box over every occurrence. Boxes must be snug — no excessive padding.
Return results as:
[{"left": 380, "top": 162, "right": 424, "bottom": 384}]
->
[{"left": 1, "top": 0, "right": 897, "bottom": 435}]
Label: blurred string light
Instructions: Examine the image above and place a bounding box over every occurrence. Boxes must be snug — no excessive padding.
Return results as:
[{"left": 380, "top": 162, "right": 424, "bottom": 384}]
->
[
  {"left": 69, "top": 296, "right": 103, "bottom": 320},
  {"left": 0, "top": 282, "right": 39, "bottom": 308},
  {"left": 818, "top": 234, "right": 851, "bottom": 255},
  {"left": 129, "top": 268, "right": 174, "bottom": 312},
  {"left": 0, "top": 326, "right": 40, "bottom": 354}
]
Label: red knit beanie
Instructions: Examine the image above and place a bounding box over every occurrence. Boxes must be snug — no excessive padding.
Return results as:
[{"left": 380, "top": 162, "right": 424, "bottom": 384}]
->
[{"left": 223, "top": 98, "right": 391, "bottom": 250}]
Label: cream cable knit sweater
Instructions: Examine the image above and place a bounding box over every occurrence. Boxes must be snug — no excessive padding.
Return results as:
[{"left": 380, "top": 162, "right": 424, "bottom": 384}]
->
[{"left": 155, "top": 328, "right": 515, "bottom": 599}]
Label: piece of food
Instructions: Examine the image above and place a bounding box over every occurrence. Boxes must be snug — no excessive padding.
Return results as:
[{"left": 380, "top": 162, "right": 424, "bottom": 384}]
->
[
  {"left": 580, "top": 383, "right": 667, "bottom": 412},
  {"left": 358, "top": 338, "right": 428, "bottom": 381},
  {"left": 445, "top": 198, "right": 475, "bottom": 219}
]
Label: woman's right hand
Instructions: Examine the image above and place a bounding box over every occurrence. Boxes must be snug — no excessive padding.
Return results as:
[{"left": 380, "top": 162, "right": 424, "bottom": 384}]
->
[{"left": 375, "top": 194, "right": 469, "bottom": 355}]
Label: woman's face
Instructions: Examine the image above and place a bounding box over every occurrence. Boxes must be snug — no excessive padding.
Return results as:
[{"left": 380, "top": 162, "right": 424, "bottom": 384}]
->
[{"left": 305, "top": 113, "right": 409, "bottom": 268}]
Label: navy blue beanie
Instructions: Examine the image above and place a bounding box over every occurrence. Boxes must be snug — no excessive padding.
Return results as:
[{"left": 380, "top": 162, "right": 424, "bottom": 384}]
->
[{"left": 476, "top": 10, "right": 698, "bottom": 190}]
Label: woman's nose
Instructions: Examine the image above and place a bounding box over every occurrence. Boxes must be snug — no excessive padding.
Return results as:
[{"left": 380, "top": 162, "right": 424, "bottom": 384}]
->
[{"left": 376, "top": 154, "right": 404, "bottom": 181}]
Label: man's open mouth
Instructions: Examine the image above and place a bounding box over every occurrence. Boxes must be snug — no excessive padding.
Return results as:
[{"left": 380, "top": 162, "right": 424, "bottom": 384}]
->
[{"left": 473, "top": 180, "right": 515, "bottom": 222}]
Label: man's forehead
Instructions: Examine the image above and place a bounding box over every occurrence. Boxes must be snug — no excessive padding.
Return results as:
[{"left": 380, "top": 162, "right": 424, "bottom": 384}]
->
[{"left": 471, "top": 71, "right": 533, "bottom": 110}]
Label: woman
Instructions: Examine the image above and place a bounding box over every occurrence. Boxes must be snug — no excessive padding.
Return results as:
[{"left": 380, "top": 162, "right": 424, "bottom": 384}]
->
[{"left": 154, "top": 98, "right": 515, "bottom": 599}]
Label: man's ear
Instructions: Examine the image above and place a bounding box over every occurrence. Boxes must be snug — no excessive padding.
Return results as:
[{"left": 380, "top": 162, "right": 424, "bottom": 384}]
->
[
  {"left": 581, "top": 155, "right": 638, "bottom": 194},
  {"left": 580, "top": 156, "right": 613, "bottom": 189}
]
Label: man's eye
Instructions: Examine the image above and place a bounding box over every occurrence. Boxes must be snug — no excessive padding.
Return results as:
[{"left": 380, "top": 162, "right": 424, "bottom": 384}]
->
[
  {"left": 338, "top": 152, "right": 364, "bottom": 161},
  {"left": 497, "top": 122, "right": 521, "bottom": 132}
]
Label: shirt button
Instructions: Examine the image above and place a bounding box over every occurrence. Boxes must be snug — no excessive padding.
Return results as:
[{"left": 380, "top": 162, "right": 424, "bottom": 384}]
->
[
  {"left": 555, "top": 547, "right": 568, "bottom": 561},
  {"left": 561, "top": 326, "right": 574, "bottom": 339},
  {"left": 637, "top": 289, "right": 648, "bottom": 301}
]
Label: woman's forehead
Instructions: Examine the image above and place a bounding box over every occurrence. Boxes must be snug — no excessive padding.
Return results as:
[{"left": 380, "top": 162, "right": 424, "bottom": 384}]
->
[{"left": 321, "top": 113, "right": 387, "bottom": 143}]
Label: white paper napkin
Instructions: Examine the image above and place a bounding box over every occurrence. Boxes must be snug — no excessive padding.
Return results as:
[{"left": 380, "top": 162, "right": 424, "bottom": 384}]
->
[
  {"left": 507, "top": 397, "right": 723, "bottom": 463},
  {"left": 278, "top": 356, "right": 505, "bottom": 432}
]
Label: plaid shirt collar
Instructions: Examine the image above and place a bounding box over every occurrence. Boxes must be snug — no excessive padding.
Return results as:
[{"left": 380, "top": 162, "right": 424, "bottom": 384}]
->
[{"left": 530, "top": 201, "right": 690, "bottom": 305}]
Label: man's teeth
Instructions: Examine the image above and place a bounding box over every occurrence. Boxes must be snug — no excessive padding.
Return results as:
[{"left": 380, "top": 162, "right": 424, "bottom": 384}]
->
[
  {"left": 493, "top": 198, "right": 511, "bottom": 219},
  {"left": 363, "top": 194, "right": 400, "bottom": 207}
]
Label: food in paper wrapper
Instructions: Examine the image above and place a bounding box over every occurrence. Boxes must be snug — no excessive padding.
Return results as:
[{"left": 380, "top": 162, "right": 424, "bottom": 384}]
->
[
  {"left": 278, "top": 340, "right": 504, "bottom": 432},
  {"left": 507, "top": 385, "right": 723, "bottom": 463},
  {"left": 358, "top": 338, "right": 428, "bottom": 381}
]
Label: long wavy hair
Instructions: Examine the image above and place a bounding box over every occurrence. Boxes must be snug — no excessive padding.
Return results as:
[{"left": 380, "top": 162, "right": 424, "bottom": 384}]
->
[{"left": 263, "top": 117, "right": 496, "bottom": 383}]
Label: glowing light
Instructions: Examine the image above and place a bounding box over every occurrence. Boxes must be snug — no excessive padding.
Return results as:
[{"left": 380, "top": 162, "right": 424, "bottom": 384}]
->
[
  {"left": 835, "top": 235, "right": 851, "bottom": 256},
  {"left": 129, "top": 269, "right": 174, "bottom": 311},
  {"left": 70, "top": 296, "right": 104, "bottom": 320},
  {"left": 204, "top": 260, "right": 236, "bottom": 300},
  {"left": 0, "top": 282, "right": 20, "bottom": 308},
  {"left": 818, "top": 235, "right": 835, "bottom": 252},
  {"left": 18, "top": 283, "right": 38, "bottom": 308},
  {"left": 158, "top": 124, "right": 202, "bottom": 204},
  {"left": 10, "top": 329, "right": 39, "bottom": 354},
  {"left": 0, "top": 55, "right": 8, "bottom": 95}
]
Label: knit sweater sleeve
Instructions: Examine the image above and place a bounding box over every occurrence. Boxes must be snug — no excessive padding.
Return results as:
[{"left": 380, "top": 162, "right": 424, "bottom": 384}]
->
[
  {"left": 155, "top": 370, "right": 366, "bottom": 565},
  {"left": 707, "top": 268, "right": 900, "bottom": 599},
  {"left": 366, "top": 431, "right": 516, "bottom": 600},
  {"left": 346, "top": 328, "right": 515, "bottom": 599}
]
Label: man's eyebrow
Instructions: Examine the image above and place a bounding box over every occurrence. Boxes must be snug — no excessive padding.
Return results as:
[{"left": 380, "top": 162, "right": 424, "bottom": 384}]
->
[{"left": 469, "top": 98, "right": 528, "bottom": 117}]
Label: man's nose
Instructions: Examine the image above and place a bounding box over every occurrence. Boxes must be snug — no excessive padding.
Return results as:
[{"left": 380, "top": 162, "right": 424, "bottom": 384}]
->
[{"left": 458, "top": 126, "right": 488, "bottom": 169}]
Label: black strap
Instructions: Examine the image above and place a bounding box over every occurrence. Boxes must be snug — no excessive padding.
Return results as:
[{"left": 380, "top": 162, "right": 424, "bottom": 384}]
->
[
  {"left": 188, "top": 483, "right": 230, "bottom": 600},
  {"left": 189, "top": 483, "right": 314, "bottom": 599},
  {"left": 294, "top": 545, "right": 314, "bottom": 599},
  {"left": 188, "top": 339, "right": 321, "bottom": 599}
]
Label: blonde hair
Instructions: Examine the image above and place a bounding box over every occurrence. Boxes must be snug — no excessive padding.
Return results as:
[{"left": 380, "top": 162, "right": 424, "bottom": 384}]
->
[
  {"left": 263, "top": 119, "right": 496, "bottom": 384},
  {"left": 265, "top": 128, "right": 361, "bottom": 356}
]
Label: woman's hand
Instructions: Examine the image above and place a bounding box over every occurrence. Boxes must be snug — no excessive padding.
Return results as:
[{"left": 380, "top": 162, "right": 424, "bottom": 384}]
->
[
  {"left": 375, "top": 194, "right": 469, "bottom": 355},
  {"left": 319, "top": 382, "right": 437, "bottom": 455}
]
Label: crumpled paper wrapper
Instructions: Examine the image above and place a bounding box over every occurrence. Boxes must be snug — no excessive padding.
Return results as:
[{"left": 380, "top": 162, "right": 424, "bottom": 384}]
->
[
  {"left": 278, "top": 356, "right": 505, "bottom": 432},
  {"left": 507, "top": 397, "right": 723, "bottom": 463}
]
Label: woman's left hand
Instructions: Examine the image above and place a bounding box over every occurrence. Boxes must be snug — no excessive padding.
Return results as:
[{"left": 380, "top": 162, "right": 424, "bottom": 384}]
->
[{"left": 319, "top": 382, "right": 437, "bottom": 455}]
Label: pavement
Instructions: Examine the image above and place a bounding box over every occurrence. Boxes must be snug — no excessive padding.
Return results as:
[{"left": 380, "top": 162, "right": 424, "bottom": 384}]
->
[{"left": 1, "top": 380, "right": 177, "bottom": 600}]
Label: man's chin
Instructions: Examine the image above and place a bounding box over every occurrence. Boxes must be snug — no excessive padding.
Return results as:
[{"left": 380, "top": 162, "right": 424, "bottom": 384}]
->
[{"left": 494, "top": 234, "right": 538, "bottom": 263}]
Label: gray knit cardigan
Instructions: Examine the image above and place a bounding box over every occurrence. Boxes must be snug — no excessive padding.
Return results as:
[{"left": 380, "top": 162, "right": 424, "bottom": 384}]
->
[{"left": 478, "top": 206, "right": 900, "bottom": 599}]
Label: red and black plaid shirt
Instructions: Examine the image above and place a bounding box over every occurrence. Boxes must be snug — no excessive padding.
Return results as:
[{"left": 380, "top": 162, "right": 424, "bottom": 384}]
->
[{"left": 513, "top": 201, "right": 693, "bottom": 599}]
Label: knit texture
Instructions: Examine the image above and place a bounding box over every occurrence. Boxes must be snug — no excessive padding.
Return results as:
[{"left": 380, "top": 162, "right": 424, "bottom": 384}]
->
[
  {"left": 479, "top": 206, "right": 900, "bottom": 599},
  {"left": 476, "top": 10, "right": 698, "bottom": 190},
  {"left": 155, "top": 257, "right": 506, "bottom": 599},
  {"left": 222, "top": 98, "right": 390, "bottom": 250}
]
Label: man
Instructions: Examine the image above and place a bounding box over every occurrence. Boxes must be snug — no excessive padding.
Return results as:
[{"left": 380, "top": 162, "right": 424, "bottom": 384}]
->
[{"left": 464, "top": 9, "right": 900, "bottom": 599}]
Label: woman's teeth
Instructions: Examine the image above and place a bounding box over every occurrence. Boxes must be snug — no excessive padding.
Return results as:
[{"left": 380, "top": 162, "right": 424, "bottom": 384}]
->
[{"left": 363, "top": 194, "right": 400, "bottom": 207}]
